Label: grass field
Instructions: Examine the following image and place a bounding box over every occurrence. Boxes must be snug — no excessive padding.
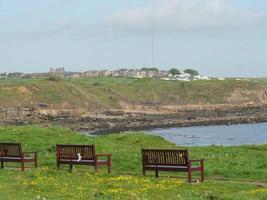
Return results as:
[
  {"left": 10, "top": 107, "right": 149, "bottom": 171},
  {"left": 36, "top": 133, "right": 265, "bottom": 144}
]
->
[
  {"left": 0, "top": 77, "right": 266, "bottom": 109},
  {"left": 0, "top": 126, "right": 267, "bottom": 199}
]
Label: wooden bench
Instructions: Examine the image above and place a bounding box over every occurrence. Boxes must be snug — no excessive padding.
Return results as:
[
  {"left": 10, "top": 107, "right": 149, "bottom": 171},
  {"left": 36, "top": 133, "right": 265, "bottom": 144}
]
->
[
  {"left": 141, "top": 149, "right": 204, "bottom": 183},
  {"left": 56, "top": 144, "right": 112, "bottom": 173},
  {"left": 0, "top": 143, "right": 38, "bottom": 171}
]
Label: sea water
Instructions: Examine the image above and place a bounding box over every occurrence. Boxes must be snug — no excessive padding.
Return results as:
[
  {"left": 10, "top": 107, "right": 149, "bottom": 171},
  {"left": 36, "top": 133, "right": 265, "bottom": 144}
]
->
[{"left": 147, "top": 123, "right": 267, "bottom": 146}]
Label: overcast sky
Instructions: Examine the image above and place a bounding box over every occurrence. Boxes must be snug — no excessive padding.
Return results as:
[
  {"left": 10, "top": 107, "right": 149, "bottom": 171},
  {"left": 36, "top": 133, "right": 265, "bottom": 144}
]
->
[{"left": 0, "top": 0, "right": 267, "bottom": 77}]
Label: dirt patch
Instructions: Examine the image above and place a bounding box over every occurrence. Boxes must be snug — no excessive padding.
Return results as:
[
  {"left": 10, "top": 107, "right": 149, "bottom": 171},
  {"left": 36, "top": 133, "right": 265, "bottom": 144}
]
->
[
  {"left": 32, "top": 85, "right": 40, "bottom": 91},
  {"left": 0, "top": 86, "right": 32, "bottom": 96},
  {"left": 226, "top": 90, "right": 250, "bottom": 103},
  {"left": 1, "top": 87, "right": 16, "bottom": 91},
  {"left": 225, "top": 89, "right": 267, "bottom": 104},
  {"left": 17, "top": 86, "right": 32, "bottom": 96}
]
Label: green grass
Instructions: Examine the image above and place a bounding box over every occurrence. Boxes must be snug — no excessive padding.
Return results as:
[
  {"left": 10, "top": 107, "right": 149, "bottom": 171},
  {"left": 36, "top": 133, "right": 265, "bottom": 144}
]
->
[
  {"left": 0, "top": 126, "right": 267, "bottom": 199},
  {"left": 0, "top": 77, "right": 266, "bottom": 108}
]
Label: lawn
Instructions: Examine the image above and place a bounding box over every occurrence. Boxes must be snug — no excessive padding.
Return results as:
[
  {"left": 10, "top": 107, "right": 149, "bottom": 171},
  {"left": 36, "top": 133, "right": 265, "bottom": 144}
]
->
[{"left": 0, "top": 125, "right": 267, "bottom": 200}]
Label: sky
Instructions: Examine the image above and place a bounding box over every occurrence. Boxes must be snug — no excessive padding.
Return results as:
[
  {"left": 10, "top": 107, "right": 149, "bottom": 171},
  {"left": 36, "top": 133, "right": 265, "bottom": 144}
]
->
[{"left": 0, "top": 0, "right": 267, "bottom": 77}]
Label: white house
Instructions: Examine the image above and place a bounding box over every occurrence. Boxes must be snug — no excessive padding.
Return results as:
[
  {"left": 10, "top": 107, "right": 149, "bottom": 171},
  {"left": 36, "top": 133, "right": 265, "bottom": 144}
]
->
[{"left": 194, "top": 75, "right": 210, "bottom": 80}]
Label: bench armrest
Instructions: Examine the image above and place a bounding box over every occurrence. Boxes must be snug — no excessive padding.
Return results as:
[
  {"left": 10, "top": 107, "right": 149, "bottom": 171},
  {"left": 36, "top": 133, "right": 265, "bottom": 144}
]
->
[
  {"left": 23, "top": 151, "right": 38, "bottom": 154},
  {"left": 95, "top": 153, "right": 112, "bottom": 165},
  {"left": 21, "top": 152, "right": 38, "bottom": 160},
  {"left": 95, "top": 153, "right": 112, "bottom": 157},
  {"left": 188, "top": 159, "right": 204, "bottom": 168},
  {"left": 189, "top": 159, "right": 204, "bottom": 163}
]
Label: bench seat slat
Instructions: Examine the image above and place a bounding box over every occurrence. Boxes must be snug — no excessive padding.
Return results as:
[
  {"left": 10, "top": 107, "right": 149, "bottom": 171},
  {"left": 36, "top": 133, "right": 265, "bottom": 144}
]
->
[
  {"left": 58, "top": 159, "right": 108, "bottom": 163},
  {"left": 0, "top": 156, "right": 35, "bottom": 160},
  {"left": 145, "top": 165, "right": 202, "bottom": 171}
]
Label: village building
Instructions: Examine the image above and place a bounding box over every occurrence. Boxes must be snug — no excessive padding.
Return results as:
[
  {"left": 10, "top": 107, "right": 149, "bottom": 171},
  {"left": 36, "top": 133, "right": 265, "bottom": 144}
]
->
[{"left": 49, "top": 67, "right": 65, "bottom": 77}]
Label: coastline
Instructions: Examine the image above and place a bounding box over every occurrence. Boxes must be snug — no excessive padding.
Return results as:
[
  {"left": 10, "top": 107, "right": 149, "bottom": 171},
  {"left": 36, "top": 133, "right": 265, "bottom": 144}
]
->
[{"left": 1, "top": 104, "right": 267, "bottom": 134}]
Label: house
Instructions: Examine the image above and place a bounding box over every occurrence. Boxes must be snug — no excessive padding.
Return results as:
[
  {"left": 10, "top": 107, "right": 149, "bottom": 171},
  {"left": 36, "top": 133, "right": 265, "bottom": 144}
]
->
[
  {"left": 49, "top": 67, "right": 65, "bottom": 77},
  {"left": 0, "top": 72, "right": 7, "bottom": 79},
  {"left": 64, "top": 71, "right": 83, "bottom": 78},
  {"left": 99, "top": 70, "right": 112, "bottom": 77},
  {"left": 84, "top": 70, "right": 100, "bottom": 77},
  {"left": 8, "top": 72, "right": 25, "bottom": 79},
  {"left": 175, "top": 73, "right": 191, "bottom": 81},
  {"left": 194, "top": 75, "right": 211, "bottom": 80},
  {"left": 112, "top": 69, "right": 128, "bottom": 77}
]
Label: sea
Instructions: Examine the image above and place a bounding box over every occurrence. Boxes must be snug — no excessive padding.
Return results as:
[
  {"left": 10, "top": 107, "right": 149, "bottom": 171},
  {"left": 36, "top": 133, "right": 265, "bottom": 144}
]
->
[{"left": 146, "top": 122, "right": 267, "bottom": 146}]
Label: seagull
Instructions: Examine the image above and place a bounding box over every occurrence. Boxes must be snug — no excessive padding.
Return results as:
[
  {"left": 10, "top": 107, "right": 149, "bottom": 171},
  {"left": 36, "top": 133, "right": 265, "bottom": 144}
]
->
[{"left": 77, "top": 153, "right": 82, "bottom": 162}]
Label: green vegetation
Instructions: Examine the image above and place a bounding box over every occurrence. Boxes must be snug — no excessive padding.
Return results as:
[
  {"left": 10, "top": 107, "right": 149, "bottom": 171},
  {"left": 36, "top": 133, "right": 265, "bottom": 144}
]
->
[
  {"left": 169, "top": 68, "right": 181, "bottom": 76},
  {"left": 141, "top": 67, "right": 159, "bottom": 71},
  {"left": 0, "top": 77, "right": 266, "bottom": 109},
  {"left": 48, "top": 76, "right": 62, "bottom": 82},
  {"left": 184, "top": 69, "right": 199, "bottom": 76},
  {"left": 0, "top": 126, "right": 267, "bottom": 199}
]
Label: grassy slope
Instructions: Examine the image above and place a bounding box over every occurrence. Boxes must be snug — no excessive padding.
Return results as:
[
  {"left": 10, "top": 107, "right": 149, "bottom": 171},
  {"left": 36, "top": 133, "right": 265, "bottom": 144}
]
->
[
  {"left": 0, "top": 77, "right": 265, "bottom": 109},
  {"left": 0, "top": 126, "right": 267, "bottom": 200}
]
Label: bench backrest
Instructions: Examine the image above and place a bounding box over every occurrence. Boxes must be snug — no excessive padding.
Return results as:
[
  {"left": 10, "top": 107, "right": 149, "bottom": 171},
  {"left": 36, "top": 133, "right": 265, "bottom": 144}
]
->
[
  {"left": 0, "top": 143, "right": 22, "bottom": 157},
  {"left": 142, "top": 149, "right": 189, "bottom": 166},
  {"left": 56, "top": 144, "right": 96, "bottom": 160}
]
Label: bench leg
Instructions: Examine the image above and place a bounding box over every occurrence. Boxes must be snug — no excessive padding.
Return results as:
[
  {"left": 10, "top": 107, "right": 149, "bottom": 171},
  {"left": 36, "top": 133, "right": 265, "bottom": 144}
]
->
[
  {"left": 34, "top": 154, "right": 38, "bottom": 168},
  {"left": 21, "top": 162, "right": 25, "bottom": 171},
  {"left": 142, "top": 168, "right": 146, "bottom": 176},
  {"left": 69, "top": 164, "right": 73, "bottom": 173},
  {"left": 57, "top": 163, "right": 60, "bottom": 170},
  {"left": 95, "top": 163, "right": 99, "bottom": 173},
  {"left": 201, "top": 168, "right": 204, "bottom": 182},
  {"left": 108, "top": 164, "right": 111, "bottom": 174},
  {"left": 1, "top": 161, "right": 3, "bottom": 169},
  {"left": 201, "top": 160, "right": 205, "bottom": 182},
  {"left": 108, "top": 157, "right": 111, "bottom": 174},
  {"left": 188, "top": 171, "right": 192, "bottom": 183},
  {"left": 155, "top": 170, "right": 159, "bottom": 178}
]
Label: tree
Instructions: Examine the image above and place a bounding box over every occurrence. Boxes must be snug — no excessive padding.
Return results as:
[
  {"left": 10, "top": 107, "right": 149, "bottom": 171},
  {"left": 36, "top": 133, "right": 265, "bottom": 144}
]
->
[
  {"left": 184, "top": 69, "right": 199, "bottom": 76},
  {"left": 169, "top": 68, "right": 181, "bottom": 76},
  {"left": 141, "top": 67, "right": 158, "bottom": 72}
]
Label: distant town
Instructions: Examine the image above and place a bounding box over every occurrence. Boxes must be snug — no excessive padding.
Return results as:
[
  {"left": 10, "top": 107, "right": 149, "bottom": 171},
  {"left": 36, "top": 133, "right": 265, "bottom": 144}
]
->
[{"left": 0, "top": 67, "right": 225, "bottom": 81}]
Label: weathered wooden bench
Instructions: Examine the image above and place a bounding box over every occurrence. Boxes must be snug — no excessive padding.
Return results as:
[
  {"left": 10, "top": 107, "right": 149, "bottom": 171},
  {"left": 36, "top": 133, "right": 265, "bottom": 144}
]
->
[
  {"left": 56, "top": 144, "right": 112, "bottom": 173},
  {"left": 141, "top": 149, "right": 204, "bottom": 182},
  {"left": 0, "top": 143, "right": 38, "bottom": 171}
]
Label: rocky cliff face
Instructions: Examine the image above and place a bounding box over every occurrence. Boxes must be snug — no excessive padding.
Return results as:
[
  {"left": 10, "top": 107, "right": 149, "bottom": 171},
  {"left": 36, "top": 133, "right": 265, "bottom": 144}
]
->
[
  {"left": 1, "top": 103, "right": 267, "bottom": 133},
  {"left": 1, "top": 78, "right": 267, "bottom": 132}
]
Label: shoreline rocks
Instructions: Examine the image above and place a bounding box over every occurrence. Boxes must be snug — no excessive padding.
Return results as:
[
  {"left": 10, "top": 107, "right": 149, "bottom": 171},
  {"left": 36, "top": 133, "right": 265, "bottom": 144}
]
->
[{"left": 1, "top": 104, "right": 267, "bottom": 134}]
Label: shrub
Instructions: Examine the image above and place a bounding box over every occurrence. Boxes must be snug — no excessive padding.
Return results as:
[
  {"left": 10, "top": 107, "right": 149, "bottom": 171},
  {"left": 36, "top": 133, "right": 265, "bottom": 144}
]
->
[{"left": 48, "top": 76, "right": 62, "bottom": 82}]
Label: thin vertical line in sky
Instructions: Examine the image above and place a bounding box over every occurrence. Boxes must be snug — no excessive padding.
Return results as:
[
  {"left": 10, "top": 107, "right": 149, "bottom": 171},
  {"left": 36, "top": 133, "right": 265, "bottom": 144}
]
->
[{"left": 151, "top": 4, "right": 155, "bottom": 68}]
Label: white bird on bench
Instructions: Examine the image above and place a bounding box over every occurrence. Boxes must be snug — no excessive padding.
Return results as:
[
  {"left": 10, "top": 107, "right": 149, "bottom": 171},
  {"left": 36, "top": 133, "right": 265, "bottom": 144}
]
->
[{"left": 77, "top": 153, "right": 82, "bottom": 162}]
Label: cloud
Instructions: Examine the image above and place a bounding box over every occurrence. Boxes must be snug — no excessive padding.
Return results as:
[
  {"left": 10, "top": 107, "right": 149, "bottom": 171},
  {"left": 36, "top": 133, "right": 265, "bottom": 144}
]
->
[{"left": 106, "top": 0, "right": 267, "bottom": 34}]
